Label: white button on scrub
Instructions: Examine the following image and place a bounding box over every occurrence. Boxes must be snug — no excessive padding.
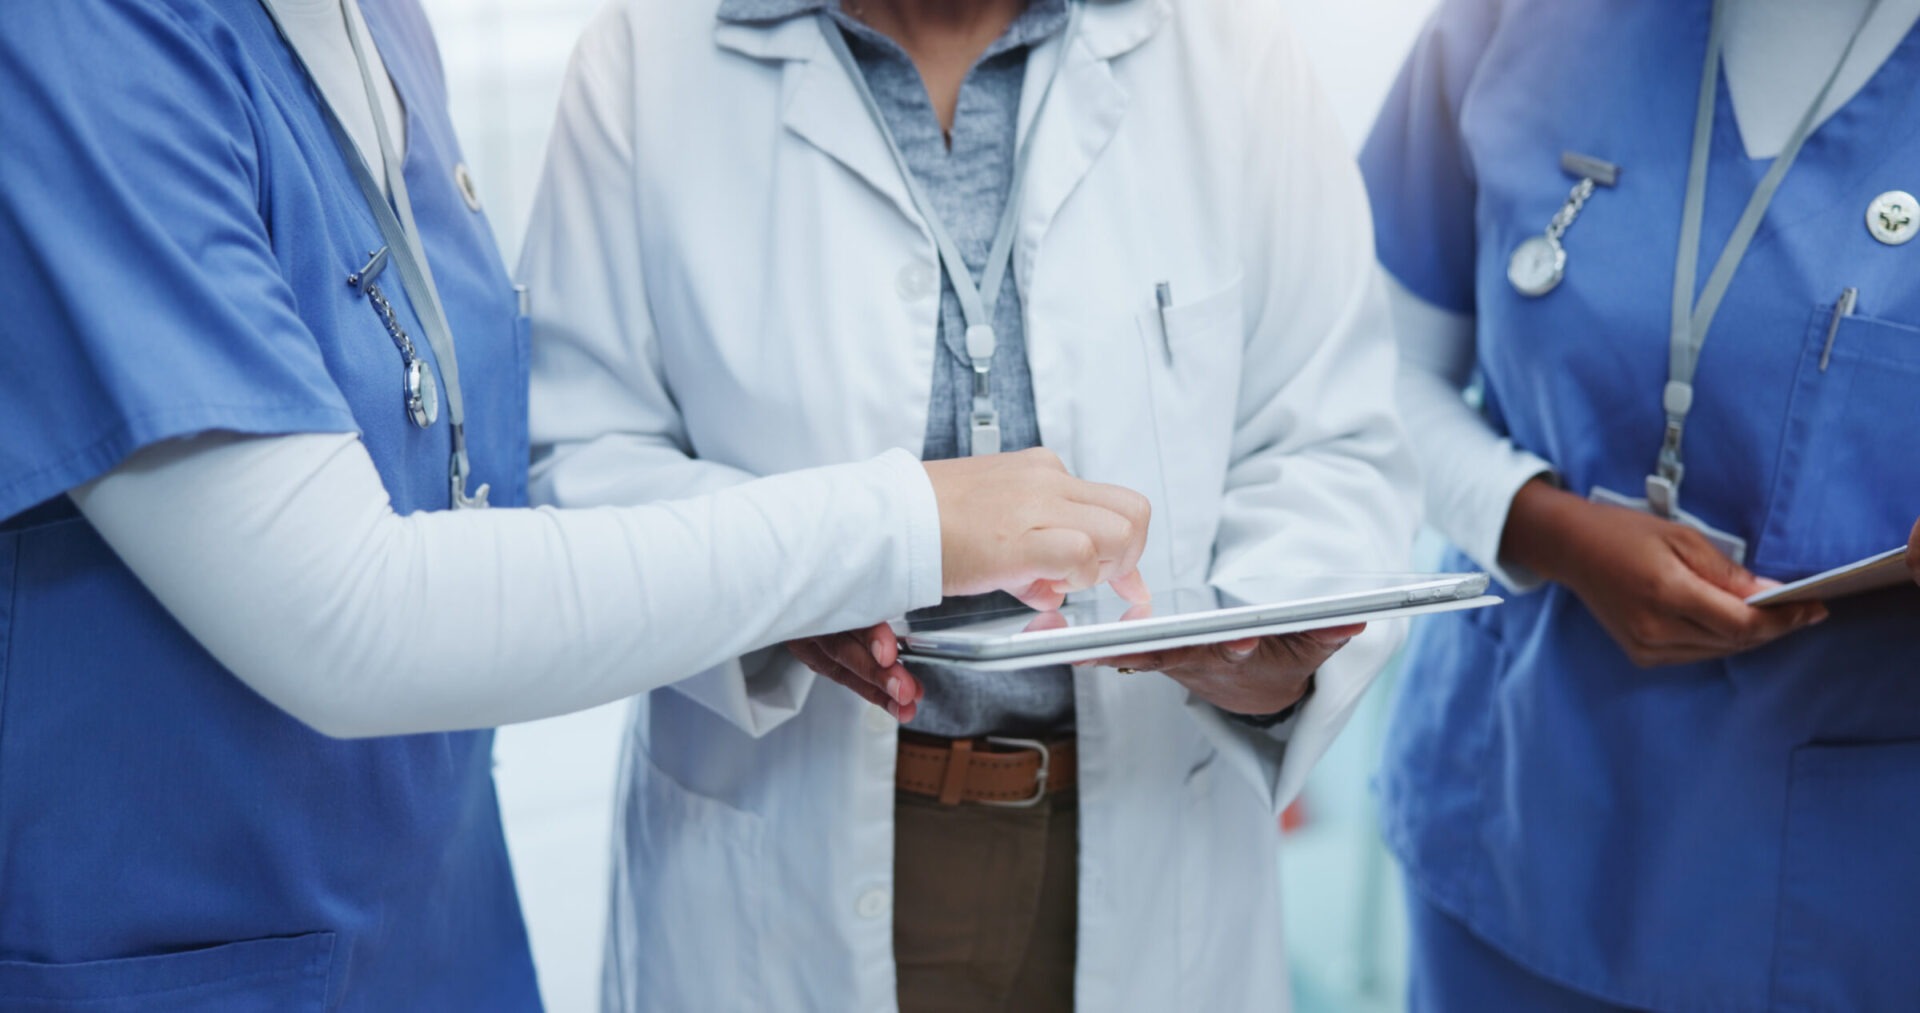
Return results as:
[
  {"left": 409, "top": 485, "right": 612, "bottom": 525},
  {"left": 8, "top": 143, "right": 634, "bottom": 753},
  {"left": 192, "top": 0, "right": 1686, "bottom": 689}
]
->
[
  {"left": 856, "top": 889, "right": 890, "bottom": 919},
  {"left": 1867, "top": 190, "right": 1918, "bottom": 246}
]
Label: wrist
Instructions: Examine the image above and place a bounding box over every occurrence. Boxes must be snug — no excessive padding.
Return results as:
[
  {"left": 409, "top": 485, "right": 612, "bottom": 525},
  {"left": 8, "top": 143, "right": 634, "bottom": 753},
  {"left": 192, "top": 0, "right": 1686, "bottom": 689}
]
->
[
  {"left": 1500, "top": 477, "right": 1578, "bottom": 586},
  {"left": 1224, "top": 672, "right": 1315, "bottom": 728}
]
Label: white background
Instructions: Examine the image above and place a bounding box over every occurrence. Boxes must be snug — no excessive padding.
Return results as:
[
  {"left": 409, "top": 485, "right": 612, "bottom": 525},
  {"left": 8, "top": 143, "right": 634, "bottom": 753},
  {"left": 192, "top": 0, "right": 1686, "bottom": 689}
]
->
[{"left": 415, "top": 1, "right": 1440, "bottom": 1008}]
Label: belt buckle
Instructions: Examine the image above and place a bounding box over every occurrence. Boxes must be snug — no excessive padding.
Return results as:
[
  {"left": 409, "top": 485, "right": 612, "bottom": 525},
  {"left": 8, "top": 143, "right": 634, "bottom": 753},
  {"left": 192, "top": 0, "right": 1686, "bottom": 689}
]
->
[{"left": 979, "top": 736, "right": 1049, "bottom": 808}]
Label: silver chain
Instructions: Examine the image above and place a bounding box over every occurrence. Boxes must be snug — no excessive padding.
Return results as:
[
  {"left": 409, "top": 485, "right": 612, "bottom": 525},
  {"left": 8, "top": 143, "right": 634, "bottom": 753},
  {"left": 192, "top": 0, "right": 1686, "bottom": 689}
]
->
[{"left": 1544, "top": 177, "right": 1597, "bottom": 243}]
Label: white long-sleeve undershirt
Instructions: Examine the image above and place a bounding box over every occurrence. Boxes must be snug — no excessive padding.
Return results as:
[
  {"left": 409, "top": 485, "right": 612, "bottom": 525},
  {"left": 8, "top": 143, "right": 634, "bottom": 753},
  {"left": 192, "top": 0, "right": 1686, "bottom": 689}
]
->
[{"left": 70, "top": 432, "right": 942, "bottom": 739}]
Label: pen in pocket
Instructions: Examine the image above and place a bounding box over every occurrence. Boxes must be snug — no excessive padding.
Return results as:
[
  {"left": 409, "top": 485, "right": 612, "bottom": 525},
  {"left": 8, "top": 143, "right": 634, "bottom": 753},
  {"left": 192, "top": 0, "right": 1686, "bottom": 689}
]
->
[
  {"left": 1155, "top": 281, "right": 1174, "bottom": 363},
  {"left": 1819, "top": 286, "right": 1858, "bottom": 372}
]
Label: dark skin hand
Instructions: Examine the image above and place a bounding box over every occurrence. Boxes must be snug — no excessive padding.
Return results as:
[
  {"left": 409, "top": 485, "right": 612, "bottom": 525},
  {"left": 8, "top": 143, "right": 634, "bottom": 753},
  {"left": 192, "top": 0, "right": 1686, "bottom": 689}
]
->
[
  {"left": 787, "top": 621, "right": 922, "bottom": 722},
  {"left": 1908, "top": 516, "right": 1920, "bottom": 588},
  {"left": 1501, "top": 478, "right": 1828, "bottom": 667},
  {"left": 790, "top": 613, "right": 1361, "bottom": 722},
  {"left": 1079, "top": 624, "right": 1365, "bottom": 716}
]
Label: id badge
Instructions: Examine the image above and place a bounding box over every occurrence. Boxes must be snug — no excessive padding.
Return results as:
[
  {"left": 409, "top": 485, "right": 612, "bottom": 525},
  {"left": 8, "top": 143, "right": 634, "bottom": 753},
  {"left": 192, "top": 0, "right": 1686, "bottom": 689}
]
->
[{"left": 1588, "top": 485, "right": 1749, "bottom": 566}]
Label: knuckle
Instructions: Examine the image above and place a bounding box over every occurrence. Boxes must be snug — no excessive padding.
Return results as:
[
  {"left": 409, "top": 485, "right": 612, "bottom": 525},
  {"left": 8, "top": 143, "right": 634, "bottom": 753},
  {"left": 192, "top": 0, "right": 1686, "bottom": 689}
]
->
[
  {"left": 1626, "top": 618, "right": 1663, "bottom": 646},
  {"left": 1024, "top": 447, "right": 1064, "bottom": 471}
]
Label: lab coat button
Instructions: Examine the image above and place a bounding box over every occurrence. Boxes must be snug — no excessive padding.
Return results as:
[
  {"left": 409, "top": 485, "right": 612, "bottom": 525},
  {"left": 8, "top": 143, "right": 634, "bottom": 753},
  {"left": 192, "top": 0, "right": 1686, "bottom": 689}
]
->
[
  {"left": 896, "top": 262, "right": 937, "bottom": 301},
  {"left": 1867, "top": 190, "right": 1918, "bottom": 245},
  {"left": 863, "top": 705, "right": 894, "bottom": 733},
  {"left": 856, "top": 888, "right": 890, "bottom": 919}
]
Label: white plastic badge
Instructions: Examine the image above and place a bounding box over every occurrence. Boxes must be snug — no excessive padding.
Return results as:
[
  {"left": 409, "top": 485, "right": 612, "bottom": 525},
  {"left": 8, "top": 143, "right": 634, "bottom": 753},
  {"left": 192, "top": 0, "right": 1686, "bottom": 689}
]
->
[{"left": 1589, "top": 485, "right": 1749, "bottom": 566}]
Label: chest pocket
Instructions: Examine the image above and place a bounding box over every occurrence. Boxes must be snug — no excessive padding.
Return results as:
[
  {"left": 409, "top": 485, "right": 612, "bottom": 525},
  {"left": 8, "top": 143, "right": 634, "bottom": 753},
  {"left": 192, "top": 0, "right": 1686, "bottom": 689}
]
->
[
  {"left": 1133, "top": 277, "right": 1244, "bottom": 586},
  {"left": 1757, "top": 307, "right": 1920, "bottom": 576}
]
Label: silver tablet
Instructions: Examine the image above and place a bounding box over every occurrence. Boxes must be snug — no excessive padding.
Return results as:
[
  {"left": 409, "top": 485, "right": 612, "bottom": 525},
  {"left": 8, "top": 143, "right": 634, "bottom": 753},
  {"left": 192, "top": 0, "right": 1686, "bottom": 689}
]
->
[{"left": 898, "top": 572, "right": 1495, "bottom": 668}]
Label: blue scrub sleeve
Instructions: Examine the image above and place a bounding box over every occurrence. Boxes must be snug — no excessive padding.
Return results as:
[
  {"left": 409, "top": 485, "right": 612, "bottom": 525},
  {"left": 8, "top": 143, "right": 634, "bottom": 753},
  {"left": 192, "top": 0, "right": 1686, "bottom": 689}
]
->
[
  {"left": 0, "top": 1, "right": 357, "bottom": 523},
  {"left": 1359, "top": 0, "right": 1502, "bottom": 316}
]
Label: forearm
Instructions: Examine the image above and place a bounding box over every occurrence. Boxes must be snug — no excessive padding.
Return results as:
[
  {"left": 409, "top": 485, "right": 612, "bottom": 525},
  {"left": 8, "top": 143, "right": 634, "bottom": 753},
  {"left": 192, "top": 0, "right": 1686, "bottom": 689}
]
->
[
  {"left": 1387, "top": 272, "right": 1555, "bottom": 587},
  {"left": 72, "top": 432, "right": 941, "bottom": 738}
]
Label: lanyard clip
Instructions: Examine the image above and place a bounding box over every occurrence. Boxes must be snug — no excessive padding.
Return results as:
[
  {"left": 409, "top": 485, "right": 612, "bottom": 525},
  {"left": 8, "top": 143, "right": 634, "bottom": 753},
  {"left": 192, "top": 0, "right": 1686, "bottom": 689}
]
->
[
  {"left": 1649, "top": 380, "right": 1692, "bottom": 519},
  {"left": 1649, "top": 422, "right": 1686, "bottom": 519},
  {"left": 449, "top": 425, "right": 491, "bottom": 510}
]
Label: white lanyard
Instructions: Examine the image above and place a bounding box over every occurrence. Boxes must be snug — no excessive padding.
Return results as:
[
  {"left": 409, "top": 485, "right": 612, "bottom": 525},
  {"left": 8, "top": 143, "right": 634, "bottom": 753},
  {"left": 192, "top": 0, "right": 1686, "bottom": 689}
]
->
[
  {"left": 817, "top": 4, "right": 1080, "bottom": 456},
  {"left": 1651, "top": 0, "right": 1882, "bottom": 518},
  {"left": 257, "top": 0, "right": 490, "bottom": 509}
]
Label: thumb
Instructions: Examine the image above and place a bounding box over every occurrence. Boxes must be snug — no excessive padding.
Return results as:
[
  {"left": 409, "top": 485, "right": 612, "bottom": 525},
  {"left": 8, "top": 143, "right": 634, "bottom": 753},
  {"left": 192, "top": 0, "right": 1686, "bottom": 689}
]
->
[{"left": 1908, "top": 516, "right": 1920, "bottom": 586}]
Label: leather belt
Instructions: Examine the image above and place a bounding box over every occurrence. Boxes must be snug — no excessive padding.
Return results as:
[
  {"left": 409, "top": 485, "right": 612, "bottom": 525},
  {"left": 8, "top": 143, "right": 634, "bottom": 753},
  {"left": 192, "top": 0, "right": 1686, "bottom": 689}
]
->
[{"left": 896, "top": 732, "right": 1077, "bottom": 808}]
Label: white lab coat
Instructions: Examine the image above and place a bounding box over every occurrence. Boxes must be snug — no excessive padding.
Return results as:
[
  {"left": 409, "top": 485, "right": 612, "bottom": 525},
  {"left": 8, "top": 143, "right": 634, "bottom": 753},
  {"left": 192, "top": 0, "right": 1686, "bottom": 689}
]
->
[{"left": 519, "top": 0, "right": 1419, "bottom": 1008}]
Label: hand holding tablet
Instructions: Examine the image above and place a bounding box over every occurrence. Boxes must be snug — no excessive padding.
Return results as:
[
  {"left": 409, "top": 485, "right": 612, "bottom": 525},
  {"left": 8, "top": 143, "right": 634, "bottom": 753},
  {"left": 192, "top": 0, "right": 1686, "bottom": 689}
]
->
[{"left": 897, "top": 573, "right": 1500, "bottom": 671}]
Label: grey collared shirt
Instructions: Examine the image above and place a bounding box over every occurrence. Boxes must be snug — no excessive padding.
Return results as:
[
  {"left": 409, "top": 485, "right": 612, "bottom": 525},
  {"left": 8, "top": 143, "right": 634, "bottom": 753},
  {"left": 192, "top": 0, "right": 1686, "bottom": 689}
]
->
[{"left": 717, "top": 0, "right": 1073, "bottom": 737}]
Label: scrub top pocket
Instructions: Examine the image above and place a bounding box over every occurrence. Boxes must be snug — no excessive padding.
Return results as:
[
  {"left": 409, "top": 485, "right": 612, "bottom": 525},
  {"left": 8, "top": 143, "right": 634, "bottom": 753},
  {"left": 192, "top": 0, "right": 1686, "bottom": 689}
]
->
[
  {"left": 1771, "top": 739, "right": 1920, "bottom": 1012},
  {"left": 0, "top": 933, "right": 335, "bottom": 1012},
  {"left": 1757, "top": 309, "right": 1920, "bottom": 577},
  {"left": 1132, "top": 276, "right": 1244, "bottom": 585}
]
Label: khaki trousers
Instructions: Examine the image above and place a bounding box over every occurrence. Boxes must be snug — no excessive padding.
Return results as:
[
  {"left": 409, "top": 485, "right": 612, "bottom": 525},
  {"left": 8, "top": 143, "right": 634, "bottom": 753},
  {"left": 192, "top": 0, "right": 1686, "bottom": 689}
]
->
[{"left": 892, "top": 788, "right": 1078, "bottom": 1012}]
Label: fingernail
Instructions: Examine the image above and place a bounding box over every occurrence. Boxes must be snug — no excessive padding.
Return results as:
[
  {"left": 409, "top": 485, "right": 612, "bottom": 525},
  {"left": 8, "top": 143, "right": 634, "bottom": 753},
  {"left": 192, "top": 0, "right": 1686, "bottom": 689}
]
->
[{"left": 886, "top": 675, "right": 905, "bottom": 703}]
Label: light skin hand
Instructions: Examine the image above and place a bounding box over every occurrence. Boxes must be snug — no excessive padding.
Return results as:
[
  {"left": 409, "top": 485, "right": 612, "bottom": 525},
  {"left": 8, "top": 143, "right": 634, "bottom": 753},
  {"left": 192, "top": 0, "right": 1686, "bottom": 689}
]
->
[
  {"left": 924, "top": 448, "right": 1152, "bottom": 611},
  {"left": 1501, "top": 478, "right": 1827, "bottom": 667},
  {"left": 790, "top": 448, "right": 1153, "bottom": 721},
  {"left": 1077, "top": 624, "right": 1366, "bottom": 717}
]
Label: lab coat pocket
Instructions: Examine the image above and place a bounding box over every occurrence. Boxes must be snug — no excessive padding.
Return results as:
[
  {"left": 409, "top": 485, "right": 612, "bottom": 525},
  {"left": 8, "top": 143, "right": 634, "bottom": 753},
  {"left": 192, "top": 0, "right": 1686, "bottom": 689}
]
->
[
  {"left": 1176, "top": 751, "right": 1219, "bottom": 982},
  {"left": 1133, "top": 277, "right": 1245, "bottom": 585},
  {"left": 1757, "top": 310, "right": 1920, "bottom": 576},
  {"left": 606, "top": 753, "right": 767, "bottom": 1012},
  {"left": 1771, "top": 739, "right": 1920, "bottom": 1011},
  {"left": 0, "top": 932, "right": 335, "bottom": 1012}
]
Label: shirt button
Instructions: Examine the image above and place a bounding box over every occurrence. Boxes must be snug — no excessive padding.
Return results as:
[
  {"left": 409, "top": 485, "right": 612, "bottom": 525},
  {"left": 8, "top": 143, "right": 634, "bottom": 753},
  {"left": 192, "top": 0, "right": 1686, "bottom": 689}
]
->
[
  {"left": 856, "top": 888, "right": 890, "bottom": 919},
  {"left": 1867, "top": 190, "right": 1918, "bottom": 245},
  {"left": 896, "top": 261, "right": 937, "bottom": 301},
  {"left": 863, "top": 704, "right": 895, "bottom": 734}
]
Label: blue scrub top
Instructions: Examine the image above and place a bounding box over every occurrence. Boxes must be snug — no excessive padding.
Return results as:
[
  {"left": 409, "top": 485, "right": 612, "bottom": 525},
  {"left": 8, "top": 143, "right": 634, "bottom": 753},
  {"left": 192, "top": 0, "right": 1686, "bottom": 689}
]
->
[
  {"left": 1364, "top": 1, "right": 1920, "bottom": 1009},
  {"left": 0, "top": 1, "right": 537, "bottom": 1008}
]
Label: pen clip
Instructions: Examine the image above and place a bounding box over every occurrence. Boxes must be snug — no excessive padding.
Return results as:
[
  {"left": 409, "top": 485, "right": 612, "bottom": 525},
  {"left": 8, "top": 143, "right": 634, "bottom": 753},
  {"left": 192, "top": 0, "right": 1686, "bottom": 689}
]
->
[
  {"left": 1154, "top": 281, "right": 1174, "bottom": 363},
  {"left": 1819, "top": 286, "right": 1858, "bottom": 373}
]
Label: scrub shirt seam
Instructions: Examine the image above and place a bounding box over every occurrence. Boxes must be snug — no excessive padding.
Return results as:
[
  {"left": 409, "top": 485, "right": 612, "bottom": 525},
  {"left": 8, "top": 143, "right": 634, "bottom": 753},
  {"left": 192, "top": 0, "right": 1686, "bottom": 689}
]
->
[
  {"left": 0, "top": 403, "right": 359, "bottom": 521},
  {"left": 0, "top": 537, "right": 15, "bottom": 847}
]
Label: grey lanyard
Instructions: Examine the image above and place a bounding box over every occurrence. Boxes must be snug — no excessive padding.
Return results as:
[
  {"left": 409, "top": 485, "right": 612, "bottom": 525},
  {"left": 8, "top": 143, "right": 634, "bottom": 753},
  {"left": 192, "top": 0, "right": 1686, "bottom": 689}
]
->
[
  {"left": 1652, "top": 0, "right": 1881, "bottom": 517},
  {"left": 817, "top": 4, "right": 1080, "bottom": 456},
  {"left": 257, "top": 0, "right": 490, "bottom": 509}
]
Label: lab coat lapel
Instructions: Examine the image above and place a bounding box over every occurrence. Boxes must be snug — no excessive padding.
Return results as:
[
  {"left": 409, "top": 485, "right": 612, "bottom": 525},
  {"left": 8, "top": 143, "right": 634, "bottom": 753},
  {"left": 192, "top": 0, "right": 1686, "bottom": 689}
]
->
[
  {"left": 1013, "top": 1, "right": 1165, "bottom": 276},
  {"left": 715, "top": 18, "right": 923, "bottom": 229}
]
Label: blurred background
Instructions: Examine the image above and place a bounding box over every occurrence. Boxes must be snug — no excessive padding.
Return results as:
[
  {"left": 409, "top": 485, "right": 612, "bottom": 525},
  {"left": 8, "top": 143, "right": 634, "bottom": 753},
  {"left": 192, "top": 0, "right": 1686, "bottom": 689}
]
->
[{"left": 414, "top": 1, "right": 1440, "bottom": 1008}]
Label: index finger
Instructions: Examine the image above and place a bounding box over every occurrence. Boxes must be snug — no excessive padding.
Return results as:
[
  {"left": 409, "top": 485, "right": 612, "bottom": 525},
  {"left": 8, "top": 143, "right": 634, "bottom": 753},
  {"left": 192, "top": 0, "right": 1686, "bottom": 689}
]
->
[
  {"left": 1665, "top": 570, "right": 1823, "bottom": 646},
  {"left": 1062, "top": 480, "right": 1152, "bottom": 575}
]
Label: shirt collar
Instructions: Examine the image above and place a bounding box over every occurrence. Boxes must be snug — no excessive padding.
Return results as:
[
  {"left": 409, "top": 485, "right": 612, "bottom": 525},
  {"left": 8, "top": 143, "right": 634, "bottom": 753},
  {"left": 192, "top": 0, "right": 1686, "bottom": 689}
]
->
[{"left": 717, "top": 0, "right": 1072, "bottom": 56}]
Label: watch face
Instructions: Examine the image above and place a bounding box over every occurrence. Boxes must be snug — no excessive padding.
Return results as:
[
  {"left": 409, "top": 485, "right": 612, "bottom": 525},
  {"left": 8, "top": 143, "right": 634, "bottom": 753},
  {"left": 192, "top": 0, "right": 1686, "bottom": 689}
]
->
[
  {"left": 405, "top": 358, "right": 440, "bottom": 429},
  {"left": 1507, "top": 235, "right": 1566, "bottom": 297}
]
